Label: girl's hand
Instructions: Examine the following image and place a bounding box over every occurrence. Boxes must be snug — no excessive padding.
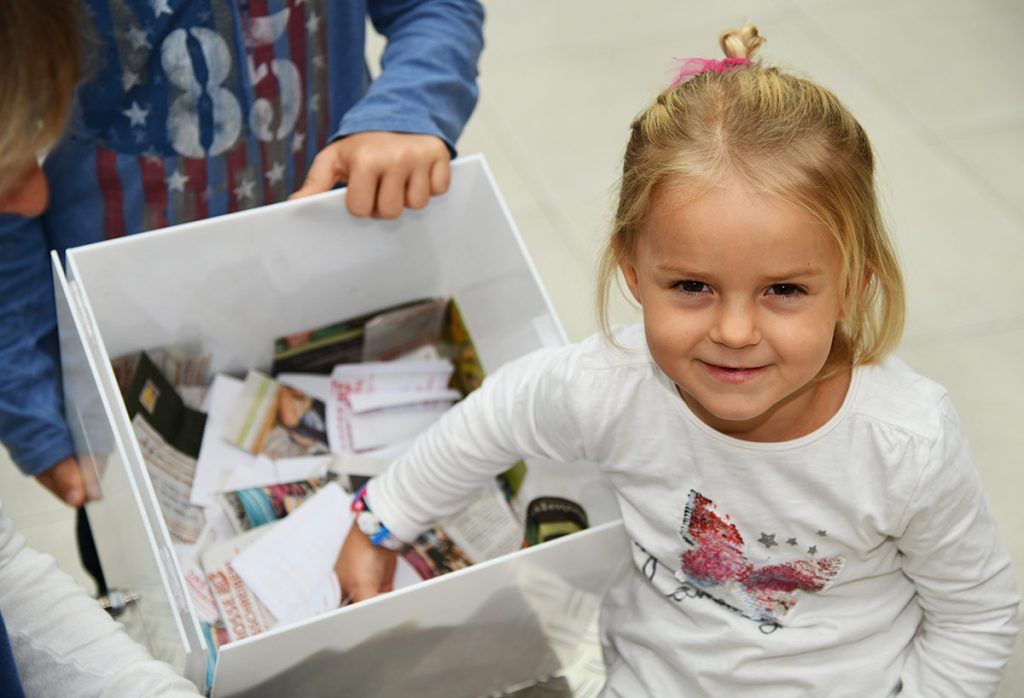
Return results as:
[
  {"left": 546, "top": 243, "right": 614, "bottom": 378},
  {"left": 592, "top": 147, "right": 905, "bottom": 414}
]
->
[{"left": 335, "top": 526, "right": 398, "bottom": 604}]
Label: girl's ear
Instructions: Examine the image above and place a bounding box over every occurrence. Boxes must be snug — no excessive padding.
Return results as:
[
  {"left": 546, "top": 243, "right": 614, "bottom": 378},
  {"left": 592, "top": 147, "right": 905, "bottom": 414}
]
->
[{"left": 619, "top": 258, "right": 643, "bottom": 305}]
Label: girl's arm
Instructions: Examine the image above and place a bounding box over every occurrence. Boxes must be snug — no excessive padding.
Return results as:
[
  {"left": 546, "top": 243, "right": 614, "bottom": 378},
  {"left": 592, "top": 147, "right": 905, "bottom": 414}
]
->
[
  {"left": 365, "top": 345, "right": 586, "bottom": 544},
  {"left": 336, "top": 345, "right": 586, "bottom": 598},
  {"left": 896, "top": 398, "right": 1020, "bottom": 695}
]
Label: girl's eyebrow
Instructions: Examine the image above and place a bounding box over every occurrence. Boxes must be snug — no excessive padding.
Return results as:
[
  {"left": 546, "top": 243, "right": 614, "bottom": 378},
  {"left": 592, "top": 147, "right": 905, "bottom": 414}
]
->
[
  {"left": 653, "top": 263, "right": 712, "bottom": 277},
  {"left": 653, "top": 263, "right": 826, "bottom": 280},
  {"left": 762, "top": 268, "right": 827, "bottom": 282}
]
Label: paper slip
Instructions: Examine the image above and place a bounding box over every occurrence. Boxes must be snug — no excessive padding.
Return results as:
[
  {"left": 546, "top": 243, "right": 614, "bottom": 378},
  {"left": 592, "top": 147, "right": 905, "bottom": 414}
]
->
[
  {"left": 197, "top": 501, "right": 238, "bottom": 545},
  {"left": 327, "top": 360, "right": 457, "bottom": 453},
  {"left": 231, "top": 483, "right": 350, "bottom": 626},
  {"left": 133, "top": 415, "right": 206, "bottom": 544},
  {"left": 275, "top": 373, "right": 331, "bottom": 403},
  {"left": 175, "top": 543, "right": 220, "bottom": 624},
  {"left": 361, "top": 297, "right": 449, "bottom": 362},
  {"left": 224, "top": 370, "right": 330, "bottom": 459},
  {"left": 202, "top": 526, "right": 276, "bottom": 642},
  {"left": 193, "top": 374, "right": 256, "bottom": 505},
  {"left": 329, "top": 359, "right": 455, "bottom": 398},
  {"left": 218, "top": 454, "right": 329, "bottom": 493},
  {"left": 192, "top": 375, "right": 329, "bottom": 506},
  {"left": 346, "top": 388, "right": 461, "bottom": 413},
  {"left": 440, "top": 487, "right": 524, "bottom": 563},
  {"left": 345, "top": 401, "right": 451, "bottom": 452},
  {"left": 217, "top": 478, "right": 329, "bottom": 534}
]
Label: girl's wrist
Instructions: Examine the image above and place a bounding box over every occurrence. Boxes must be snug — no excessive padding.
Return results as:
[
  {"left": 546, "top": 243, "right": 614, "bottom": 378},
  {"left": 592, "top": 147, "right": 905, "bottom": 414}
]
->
[{"left": 351, "top": 484, "right": 407, "bottom": 552}]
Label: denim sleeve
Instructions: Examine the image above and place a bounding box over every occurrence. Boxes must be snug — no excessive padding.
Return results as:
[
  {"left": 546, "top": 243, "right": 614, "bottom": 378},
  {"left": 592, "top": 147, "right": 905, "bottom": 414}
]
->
[
  {"left": 0, "top": 213, "right": 74, "bottom": 476},
  {"left": 338, "top": 0, "right": 485, "bottom": 155}
]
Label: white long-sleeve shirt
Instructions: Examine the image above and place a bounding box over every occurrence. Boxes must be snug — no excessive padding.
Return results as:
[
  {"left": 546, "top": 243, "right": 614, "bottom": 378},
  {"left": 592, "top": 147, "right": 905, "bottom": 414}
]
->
[
  {"left": 0, "top": 499, "right": 201, "bottom": 697},
  {"left": 369, "top": 324, "right": 1020, "bottom": 696}
]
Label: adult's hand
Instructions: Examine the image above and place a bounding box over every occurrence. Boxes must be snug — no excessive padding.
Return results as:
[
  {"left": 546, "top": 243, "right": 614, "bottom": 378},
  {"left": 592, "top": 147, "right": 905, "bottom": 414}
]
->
[
  {"left": 290, "top": 132, "right": 450, "bottom": 219},
  {"left": 35, "top": 456, "right": 85, "bottom": 507}
]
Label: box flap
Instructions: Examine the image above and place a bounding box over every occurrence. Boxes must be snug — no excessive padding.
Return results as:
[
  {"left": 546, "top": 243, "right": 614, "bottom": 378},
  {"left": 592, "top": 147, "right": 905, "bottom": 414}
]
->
[
  {"left": 211, "top": 521, "right": 627, "bottom": 697},
  {"left": 53, "top": 253, "right": 207, "bottom": 687}
]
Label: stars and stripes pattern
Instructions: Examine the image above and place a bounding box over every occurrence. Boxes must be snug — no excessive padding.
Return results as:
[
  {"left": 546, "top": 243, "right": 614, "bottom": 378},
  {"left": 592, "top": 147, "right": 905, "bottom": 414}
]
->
[{"left": 79, "top": 0, "right": 334, "bottom": 239}]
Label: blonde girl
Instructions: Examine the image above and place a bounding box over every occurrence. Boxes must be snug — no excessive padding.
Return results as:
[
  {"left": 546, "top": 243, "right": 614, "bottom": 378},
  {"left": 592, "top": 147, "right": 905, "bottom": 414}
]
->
[{"left": 339, "top": 24, "right": 1019, "bottom": 695}]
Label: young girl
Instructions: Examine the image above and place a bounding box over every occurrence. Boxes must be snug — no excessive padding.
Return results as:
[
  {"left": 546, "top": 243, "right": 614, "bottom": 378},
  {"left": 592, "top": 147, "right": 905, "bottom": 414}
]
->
[{"left": 337, "top": 24, "right": 1020, "bottom": 695}]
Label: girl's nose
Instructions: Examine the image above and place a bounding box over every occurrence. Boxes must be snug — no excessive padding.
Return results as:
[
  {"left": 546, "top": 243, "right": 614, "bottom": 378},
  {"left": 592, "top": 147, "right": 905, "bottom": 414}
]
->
[
  {"left": 709, "top": 301, "right": 761, "bottom": 348},
  {"left": 0, "top": 164, "right": 50, "bottom": 217}
]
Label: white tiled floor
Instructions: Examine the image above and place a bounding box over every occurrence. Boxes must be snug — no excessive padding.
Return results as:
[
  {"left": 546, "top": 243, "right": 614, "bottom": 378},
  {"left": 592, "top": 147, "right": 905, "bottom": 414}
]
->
[{"left": 3, "top": 0, "right": 1021, "bottom": 693}]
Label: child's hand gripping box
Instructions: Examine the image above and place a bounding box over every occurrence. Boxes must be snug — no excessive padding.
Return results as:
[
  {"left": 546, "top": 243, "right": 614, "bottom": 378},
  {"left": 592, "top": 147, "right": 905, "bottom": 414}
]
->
[{"left": 53, "top": 155, "right": 627, "bottom": 696}]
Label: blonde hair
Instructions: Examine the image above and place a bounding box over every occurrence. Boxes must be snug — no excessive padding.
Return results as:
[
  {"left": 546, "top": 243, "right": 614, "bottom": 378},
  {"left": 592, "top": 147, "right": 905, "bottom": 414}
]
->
[
  {"left": 598, "top": 24, "right": 905, "bottom": 369},
  {"left": 0, "top": 0, "right": 82, "bottom": 197}
]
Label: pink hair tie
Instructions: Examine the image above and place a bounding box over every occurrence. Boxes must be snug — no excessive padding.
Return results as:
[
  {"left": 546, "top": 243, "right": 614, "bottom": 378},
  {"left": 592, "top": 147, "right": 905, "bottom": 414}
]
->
[{"left": 670, "top": 57, "right": 751, "bottom": 87}]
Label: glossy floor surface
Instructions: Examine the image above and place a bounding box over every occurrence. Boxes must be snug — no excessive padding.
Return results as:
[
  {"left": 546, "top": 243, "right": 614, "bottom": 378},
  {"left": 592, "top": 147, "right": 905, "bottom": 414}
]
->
[{"left": 2, "top": 0, "right": 1021, "bottom": 693}]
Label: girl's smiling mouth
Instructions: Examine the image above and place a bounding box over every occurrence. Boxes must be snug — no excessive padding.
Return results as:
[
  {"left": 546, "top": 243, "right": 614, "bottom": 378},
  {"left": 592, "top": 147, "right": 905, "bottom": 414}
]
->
[{"left": 700, "top": 361, "right": 769, "bottom": 384}]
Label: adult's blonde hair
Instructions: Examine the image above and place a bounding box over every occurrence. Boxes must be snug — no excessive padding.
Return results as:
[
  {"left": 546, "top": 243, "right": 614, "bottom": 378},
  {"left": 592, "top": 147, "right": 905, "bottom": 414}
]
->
[
  {"left": 598, "top": 24, "right": 905, "bottom": 368},
  {"left": 0, "top": 0, "right": 82, "bottom": 197}
]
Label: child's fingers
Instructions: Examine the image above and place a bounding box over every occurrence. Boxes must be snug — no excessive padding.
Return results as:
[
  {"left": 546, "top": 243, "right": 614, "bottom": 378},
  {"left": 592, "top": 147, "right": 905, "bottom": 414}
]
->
[
  {"left": 405, "top": 166, "right": 431, "bottom": 210},
  {"left": 290, "top": 147, "right": 344, "bottom": 200},
  {"left": 36, "top": 457, "right": 85, "bottom": 507},
  {"left": 344, "top": 167, "right": 381, "bottom": 218},
  {"left": 374, "top": 169, "right": 407, "bottom": 220},
  {"left": 429, "top": 158, "right": 450, "bottom": 196}
]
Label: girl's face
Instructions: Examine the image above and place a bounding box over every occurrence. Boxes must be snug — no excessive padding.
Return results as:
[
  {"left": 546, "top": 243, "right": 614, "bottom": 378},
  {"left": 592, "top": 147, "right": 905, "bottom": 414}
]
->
[
  {"left": 620, "top": 177, "right": 849, "bottom": 442},
  {"left": 0, "top": 162, "right": 49, "bottom": 217}
]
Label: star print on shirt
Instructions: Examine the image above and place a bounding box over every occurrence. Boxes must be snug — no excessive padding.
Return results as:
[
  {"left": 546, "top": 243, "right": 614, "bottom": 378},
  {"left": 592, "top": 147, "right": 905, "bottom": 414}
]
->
[
  {"left": 166, "top": 170, "right": 189, "bottom": 193},
  {"left": 306, "top": 11, "right": 321, "bottom": 34},
  {"left": 234, "top": 177, "right": 256, "bottom": 202},
  {"left": 787, "top": 537, "right": 798, "bottom": 546},
  {"left": 150, "top": 0, "right": 173, "bottom": 18},
  {"left": 122, "top": 70, "right": 141, "bottom": 92},
  {"left": 807, "top": 545, "right": 818, "bottom": 556},
  {"left": 758, "top": 533, "right": 777, "bottom": 548},
  {"left": 126, "top": 26, "right": 150, "bottom": 51},
  {"left": 266, "top": 161, "right": 285, "bottom": 185},
  {"left": 123, "top": 101, "right": 149, "bottom": 127},
  {"left": 817, "top": 530, "right": 828, "bottom": 537}
]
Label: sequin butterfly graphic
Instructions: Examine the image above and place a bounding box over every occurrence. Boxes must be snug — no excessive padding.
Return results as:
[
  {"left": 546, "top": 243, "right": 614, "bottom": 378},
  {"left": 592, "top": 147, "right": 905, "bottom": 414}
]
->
[{"left": 676, "top": 490, "right": 844, "bottom": 628}]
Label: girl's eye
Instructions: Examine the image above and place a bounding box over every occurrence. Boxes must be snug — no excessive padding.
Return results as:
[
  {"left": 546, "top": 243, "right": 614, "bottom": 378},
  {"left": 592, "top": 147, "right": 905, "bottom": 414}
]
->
[
  {"left": 766, "top": 283, "right": 804, "bottom": 297},
  {"left": 674, "top": 280, "right": 710, "bottom": 295}
]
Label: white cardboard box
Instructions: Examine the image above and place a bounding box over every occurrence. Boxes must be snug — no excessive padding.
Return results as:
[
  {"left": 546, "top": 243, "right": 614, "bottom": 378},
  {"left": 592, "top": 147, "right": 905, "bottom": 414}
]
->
[{"left": 53, "top": 155, "right": 628, "bottom": 696}]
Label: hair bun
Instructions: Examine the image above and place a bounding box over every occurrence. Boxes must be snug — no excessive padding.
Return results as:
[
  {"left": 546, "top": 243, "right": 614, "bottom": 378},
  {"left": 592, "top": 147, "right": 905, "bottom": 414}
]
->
[{"left": 719, "top": 23, "right": 764, "bottom": 59}]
